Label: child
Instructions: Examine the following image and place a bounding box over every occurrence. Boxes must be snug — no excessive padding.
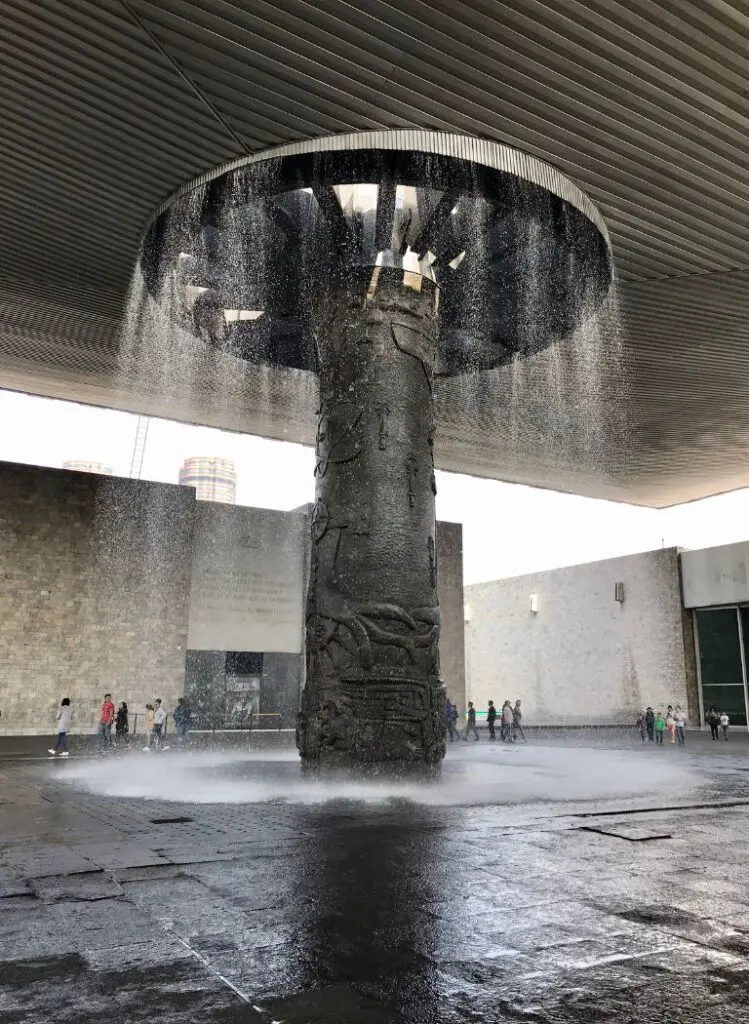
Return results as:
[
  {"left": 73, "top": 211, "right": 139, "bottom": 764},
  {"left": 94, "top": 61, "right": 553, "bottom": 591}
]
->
[
  {"left": 654, "top": 710, "right": 666, "bottom": 745},
  {"left": 666, "top": 711, "right": 676, "bottom": 744},
  {"left": 143, "top": 703, "right": 155, "bottom": 751},
  {"left": 720, "top": 712, "right": 730, "bottom": 741},
  {"left": 48, "top": 698, "right": 72, "bottom": 757}
]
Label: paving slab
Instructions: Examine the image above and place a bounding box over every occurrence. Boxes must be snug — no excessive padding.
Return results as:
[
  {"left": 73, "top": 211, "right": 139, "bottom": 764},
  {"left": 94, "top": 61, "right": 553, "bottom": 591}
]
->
[{"left": 1, "top": 742, "right": 749, "bottom": 1021}]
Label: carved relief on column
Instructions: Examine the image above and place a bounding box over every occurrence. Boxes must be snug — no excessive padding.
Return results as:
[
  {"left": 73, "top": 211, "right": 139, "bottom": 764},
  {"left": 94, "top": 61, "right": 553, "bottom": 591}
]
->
[
  {"left": 406, "top": 456, "right": 418, "bottom": 509},
  {"left": 428, "top": 434, "right": 437, "bottom": 496},
  {"left": 374, "top": 404, "right": 390, "bottom": 451},
  {"left": 299, "top": 272, "right": 446, "bottom": 768},
  {"left": 428, "top": 535, "right": 437, "bottom": 589},
  {"left": 314, "top": 400, "right": 365, "bottom": 479}
]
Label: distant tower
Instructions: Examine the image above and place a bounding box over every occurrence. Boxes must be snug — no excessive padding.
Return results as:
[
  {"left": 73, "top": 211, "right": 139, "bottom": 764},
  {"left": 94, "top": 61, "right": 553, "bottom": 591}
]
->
[
  {"left": 63, "top": 460, "right": 113, "bottom": 476},
  {"left": 178, "top": 457, "right": 237, "bottom": 504}
]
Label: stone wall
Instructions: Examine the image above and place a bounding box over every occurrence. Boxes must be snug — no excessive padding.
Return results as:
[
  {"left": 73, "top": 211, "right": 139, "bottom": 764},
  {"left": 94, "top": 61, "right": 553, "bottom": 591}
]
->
[
  {"left": 436, "top": 521, "right": 466, "bottom": 707},
  {"left": 0, "top": 462, "right": 194, "bottom": 735},
  {"left": 0, "top": 461, "right": 466, "bottom": 735},
  {"left": 465, "top": 548, "right": 691, "bottom": 725}
]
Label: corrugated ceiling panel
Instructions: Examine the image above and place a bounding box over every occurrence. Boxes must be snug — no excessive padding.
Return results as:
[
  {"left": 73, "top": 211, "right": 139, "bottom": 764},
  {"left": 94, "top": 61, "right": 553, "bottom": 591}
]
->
[{"left": 0, "top": 0, "right": 748, "bottom": 505}]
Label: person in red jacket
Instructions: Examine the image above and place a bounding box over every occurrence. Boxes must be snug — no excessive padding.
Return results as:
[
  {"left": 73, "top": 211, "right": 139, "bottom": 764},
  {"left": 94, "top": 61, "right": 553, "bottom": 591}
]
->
[{"left": 99, "top": 692, "right": 115, "bottom": 749}]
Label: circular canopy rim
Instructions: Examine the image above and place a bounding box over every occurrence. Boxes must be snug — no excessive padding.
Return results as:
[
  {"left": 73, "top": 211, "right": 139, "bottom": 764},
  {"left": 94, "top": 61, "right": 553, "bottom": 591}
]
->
[{"left": 145, "top": 129, "right": 611, "bottom": 252}]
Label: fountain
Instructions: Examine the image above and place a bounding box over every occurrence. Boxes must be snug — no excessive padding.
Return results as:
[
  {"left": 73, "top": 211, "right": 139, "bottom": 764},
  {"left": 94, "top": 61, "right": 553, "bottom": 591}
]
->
[{"left": 137, "top": 131, "right": 613, "bottom": 772}]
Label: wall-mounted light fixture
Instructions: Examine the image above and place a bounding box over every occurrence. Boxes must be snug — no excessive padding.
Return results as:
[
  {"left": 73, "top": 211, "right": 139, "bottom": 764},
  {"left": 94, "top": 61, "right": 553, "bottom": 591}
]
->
[
  {"left": 464, "top": 603, "right": 473, "bottom": 623},
  {"left": 529, "top": 593, "right": 539, "bottom": 615},
  {"left": 614, "top": 581, "right": 625, "bottom": 603}
]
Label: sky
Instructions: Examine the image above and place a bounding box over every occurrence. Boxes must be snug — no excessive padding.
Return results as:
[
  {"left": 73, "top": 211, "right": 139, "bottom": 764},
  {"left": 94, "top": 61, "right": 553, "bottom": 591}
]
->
[{"left": 2, "top": 386, "right": 749, "bottom": 586}]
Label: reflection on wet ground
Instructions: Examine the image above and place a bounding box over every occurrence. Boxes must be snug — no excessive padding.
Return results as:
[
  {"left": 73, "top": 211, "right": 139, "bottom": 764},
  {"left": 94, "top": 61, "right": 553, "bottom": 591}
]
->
[{"left": 2, "top": 743, "right": 749, "bottom": 1021}]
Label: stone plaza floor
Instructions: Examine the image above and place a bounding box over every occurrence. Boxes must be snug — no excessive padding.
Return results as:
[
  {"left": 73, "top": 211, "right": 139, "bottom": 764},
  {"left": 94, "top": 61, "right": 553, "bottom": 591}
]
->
[{"left": 2, "top": 738, "right": 749, "bottom": 1022}]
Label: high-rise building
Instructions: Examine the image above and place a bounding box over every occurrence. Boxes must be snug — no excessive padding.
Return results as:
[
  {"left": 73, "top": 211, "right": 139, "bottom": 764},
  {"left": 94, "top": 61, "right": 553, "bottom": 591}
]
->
[
  {"left": 62, "top": 461, "right": 113, "bottom": 476},
  {"left": 178, "top": 457, "right": 237, "bottom": 504}
]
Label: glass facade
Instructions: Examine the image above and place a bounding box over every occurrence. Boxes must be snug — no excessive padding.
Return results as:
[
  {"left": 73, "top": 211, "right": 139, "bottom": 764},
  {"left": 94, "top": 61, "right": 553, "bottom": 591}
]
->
[{"left": 695, "top": 607, "right": 749, "bottom": 726}]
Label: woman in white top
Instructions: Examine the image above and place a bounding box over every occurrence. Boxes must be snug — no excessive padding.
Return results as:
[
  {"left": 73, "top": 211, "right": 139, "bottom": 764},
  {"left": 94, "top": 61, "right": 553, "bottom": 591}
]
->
[
  {"left": 665, "top": 712, "right": 676, "bottom": 744},
  {"left": 48, "top": 698, "right": 72, "bottom": 757},
  {"left": 674, "top": 707, "right": 686, "bottom": 746},
  {"left": 151, "top": 700, "right": 168, "bottom": 751}
]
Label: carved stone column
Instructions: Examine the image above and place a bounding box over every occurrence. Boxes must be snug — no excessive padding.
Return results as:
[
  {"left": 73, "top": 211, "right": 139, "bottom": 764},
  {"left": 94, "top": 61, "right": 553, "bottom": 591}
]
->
[{"left": 297, "top": 268, "right": 446, "bottom": 770}]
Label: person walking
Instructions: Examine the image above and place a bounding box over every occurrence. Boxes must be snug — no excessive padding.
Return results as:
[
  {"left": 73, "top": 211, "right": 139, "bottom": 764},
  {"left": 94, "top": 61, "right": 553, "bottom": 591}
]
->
[
  {"left": 48, "top": 698, "right": 72, "bottom": 757},
  {"left": 502, "top": 700, "right": 515, "bottom": 742},
  {"left": 142, "top": 703, "right": 155, "bottom": 751},
  {"left": 486, "top": 700, "right": 497, "bottom": 741},
  {"left": 98, "top": 693, "right": 115, "bottom": 749},
  {"left": 173, "top": 698, "right": 191, "bottom": 744},
  {"left": 720, "top": 712, "right": 730, "bottom": 740},
  {"left": 645, "top": 707, "right": 655, "bottom": 742},
  {"left": 654, "top": 710, "right": 666, "bottom": 745},
  {"left": 674, "top": 706, "right": 686, "bottom": 746},
  {"left": 636, "top": 711, "right": 647, "bottom": 743},
  {"left": 115, "top": 702, "right": 129, "bottom": 746},
  {"left": 464, "top": 702, "right": 479, "bottom": 741},
  {"left": 445, "top": 700, "right": 460, "bottom": 742},
  {"left": 152, "top": 699, "right": 168, "bottom": 750},
  {"left": 513, "top": 700, "right": 526, "bottom": 742},
  {"left": 665, "top": 710, "right": 676, "bottom": 744},
  {"left": 499, "top": 700, "right": 510, "bottom": 741},
  {"left": 707, "top": 706, "right": 720, "bottom": 741}
]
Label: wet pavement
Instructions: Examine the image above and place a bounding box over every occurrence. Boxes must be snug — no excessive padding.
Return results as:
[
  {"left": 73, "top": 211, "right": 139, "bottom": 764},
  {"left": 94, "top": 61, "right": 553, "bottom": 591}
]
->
[{"left": 2, "top": 741, "right": 749, "bottom": 1022}]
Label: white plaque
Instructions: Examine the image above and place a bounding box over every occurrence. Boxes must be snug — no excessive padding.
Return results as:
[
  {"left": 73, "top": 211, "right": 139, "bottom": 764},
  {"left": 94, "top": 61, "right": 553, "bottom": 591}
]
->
[{"left": 187, "top": 504, "right": 305, "bottom": 652}]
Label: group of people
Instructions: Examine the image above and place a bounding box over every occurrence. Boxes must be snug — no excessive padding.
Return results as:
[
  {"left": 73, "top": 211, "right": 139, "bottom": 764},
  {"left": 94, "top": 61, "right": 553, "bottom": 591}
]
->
[
  {"left": 706, "top": 706, "right": 731, "bottom": 741},
  {"left": 445, "top": 699, "right": 526, "bottom": 743},
  {"left": 47, "top": 693, "right": 192, "bottom": 756},
  {"left": 636, "top": 705, "right": 691, "bottom": 745}
]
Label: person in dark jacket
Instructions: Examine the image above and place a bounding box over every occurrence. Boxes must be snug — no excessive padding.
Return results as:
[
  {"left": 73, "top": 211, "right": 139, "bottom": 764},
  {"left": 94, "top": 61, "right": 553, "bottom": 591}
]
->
[
  {"left": 645, "top": 707, "right": 655, "bottom": 742},
  {"left": 173, "top": 698, "right": 192, "bottom": 744},
  {"left": 464, "top": 702, "right": 479, "bottom": 741},
  {"left": 707, "top": 706, "right": 720, "bottom": 741},
  {"left": 486, "top": 701, "right": 497, "bottom": 741},
  {"left": 445, "top": 699, "right": 460, "bottom": 742},
  {"left": 115, "top": 702, "right": 129, "bottom": 745}
]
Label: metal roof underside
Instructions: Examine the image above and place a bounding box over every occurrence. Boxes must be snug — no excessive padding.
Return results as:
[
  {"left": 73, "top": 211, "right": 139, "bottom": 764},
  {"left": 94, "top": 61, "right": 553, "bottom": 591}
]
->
[{"left": 1, "top": 0, "right": 748, "bottom": 507}]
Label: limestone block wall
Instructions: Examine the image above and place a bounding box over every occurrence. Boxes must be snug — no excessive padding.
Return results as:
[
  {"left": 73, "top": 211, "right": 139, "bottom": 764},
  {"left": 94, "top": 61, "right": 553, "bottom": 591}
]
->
[
  {"left": 465, "top": 548, "right": 691, "bottom": 725},
  {"left": 0, "top": 461, "right": 466, "bottom": 735},
  {"left": 436, "top": 521, "right": 466, "bottom": 707},
  {"left": 0, "top": 462, "right": 194, "bottom": 735}
]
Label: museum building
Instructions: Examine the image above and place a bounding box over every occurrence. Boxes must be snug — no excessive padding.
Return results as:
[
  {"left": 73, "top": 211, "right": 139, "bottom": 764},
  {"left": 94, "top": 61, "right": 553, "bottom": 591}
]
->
[
  {"left": 466, "top": 541, "right": 749, "bottom": 730},
  {"left": 0, "top": 459, "right": 464, "bottom": 736}
]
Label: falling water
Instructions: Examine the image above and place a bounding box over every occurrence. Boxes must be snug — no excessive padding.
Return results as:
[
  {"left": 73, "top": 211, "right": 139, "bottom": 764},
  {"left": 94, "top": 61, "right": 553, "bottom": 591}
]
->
[
  {"left": 105, "top": 136, "right": 626, "bottom": 770},
  {"left": 120, "top": 180, "right": 318, "bottom": 441},
  {"left": 103, "top": 175, "right": 322, "bottom": 734},
  {"left": 508, "top": 280, "right": 628, "bottom": 487},
  {"left": 438, "top": 215, "right": 627, "bottom": 503}
]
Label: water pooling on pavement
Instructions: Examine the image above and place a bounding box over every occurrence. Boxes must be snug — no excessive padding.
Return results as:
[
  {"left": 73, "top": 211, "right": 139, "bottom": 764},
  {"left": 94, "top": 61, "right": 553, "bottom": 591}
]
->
[{"left": 3, "top": 742, "right": 749, "bottom": 1023}]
